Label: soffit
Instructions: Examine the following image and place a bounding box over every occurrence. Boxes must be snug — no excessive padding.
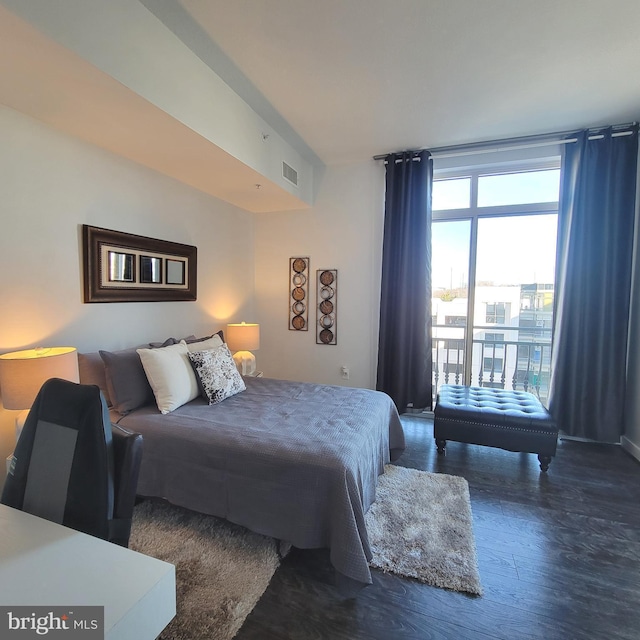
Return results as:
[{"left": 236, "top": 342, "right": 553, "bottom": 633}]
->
[{"left": 0, "top": 5, "right": 307, "bottom": 213}]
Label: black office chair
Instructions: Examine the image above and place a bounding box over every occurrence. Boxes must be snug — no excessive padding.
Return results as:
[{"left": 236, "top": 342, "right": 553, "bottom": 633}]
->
[{"left": 1, "top": 378, "right": 143, "bottom": 547}]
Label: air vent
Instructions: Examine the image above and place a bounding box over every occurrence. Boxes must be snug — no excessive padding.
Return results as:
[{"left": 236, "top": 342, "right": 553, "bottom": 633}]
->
[{"left": 282, "top": 161, "right": 298, "bottom": 187}]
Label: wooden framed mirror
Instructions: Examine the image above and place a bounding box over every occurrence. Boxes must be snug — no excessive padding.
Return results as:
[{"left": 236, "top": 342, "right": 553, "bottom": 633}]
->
[{"left": 83, "top": 225, "right": 197, "bottom": 303}]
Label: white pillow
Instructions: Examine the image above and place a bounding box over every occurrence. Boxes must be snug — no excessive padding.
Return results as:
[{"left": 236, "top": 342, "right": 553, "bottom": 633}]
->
[
  {"left": 137, "top": 342, "right": 199, "bottom": 414},
  {"left": 185, "top": 334, "right": 223, "bottom": 352}
]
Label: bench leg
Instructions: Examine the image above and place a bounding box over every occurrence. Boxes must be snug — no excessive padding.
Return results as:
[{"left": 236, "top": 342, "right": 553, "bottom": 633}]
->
[
  {"left": 436, "top": 439, "right": 447, "bottom": 455},
  {"left": 538, "top": 455, "right": 552, "bottom": 472}
]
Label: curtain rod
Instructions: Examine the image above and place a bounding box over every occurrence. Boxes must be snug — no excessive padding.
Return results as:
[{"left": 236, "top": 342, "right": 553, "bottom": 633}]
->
[{"left": 373, "top": 123, "right": 637, "bottom": 161}]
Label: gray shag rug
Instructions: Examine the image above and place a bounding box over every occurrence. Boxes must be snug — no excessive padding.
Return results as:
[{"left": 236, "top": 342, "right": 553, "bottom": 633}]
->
[
  {"left": 129, "top": 500, "right": 282, "bottom": 640},
  {"left": 365, "top": 465, "right": 483, "bottom": 596}
]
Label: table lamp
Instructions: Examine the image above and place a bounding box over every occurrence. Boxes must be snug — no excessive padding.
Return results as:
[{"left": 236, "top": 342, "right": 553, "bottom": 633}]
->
[
  {"left": 226, "top": 323, "right": 260, "bottom": 376},
  {"left": 0, "top": 346, "right": 80, "bottom": 440}
]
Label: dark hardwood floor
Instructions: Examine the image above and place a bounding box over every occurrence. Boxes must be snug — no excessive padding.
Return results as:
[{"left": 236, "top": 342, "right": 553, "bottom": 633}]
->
[{"left": 235, "top": 414, "right": 640, "bottom": 640}]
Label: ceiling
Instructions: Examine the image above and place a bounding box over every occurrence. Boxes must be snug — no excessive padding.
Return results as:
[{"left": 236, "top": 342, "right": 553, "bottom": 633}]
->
[
  {"left": 175, "top": 0, "right": 640, "bottom": 165},
  {"left": 3, "top": 0, "right": 639, "bottom": 211}
]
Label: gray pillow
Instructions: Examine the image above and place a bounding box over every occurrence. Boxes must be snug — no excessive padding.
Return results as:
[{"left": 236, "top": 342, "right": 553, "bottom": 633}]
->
[
  {"left": 78, "top": 352, "right": 112, "bottom": 406},
  {"left": 148, "top": 337, "right": 179, "bottom": 348},
  {"left": 182, "top": 330, "right": 224, "bottom": 344},
  {"left": 152, "top": 331, "right": 224, "bottom": 346},
  {"left": 99, "top": 348, "right": 155, "bottom": 415}
]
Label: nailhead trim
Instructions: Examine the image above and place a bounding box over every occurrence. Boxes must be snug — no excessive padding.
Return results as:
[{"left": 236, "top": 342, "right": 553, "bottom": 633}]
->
[{"left": 435, "top": 416, "right": 557, "bottom": 436}]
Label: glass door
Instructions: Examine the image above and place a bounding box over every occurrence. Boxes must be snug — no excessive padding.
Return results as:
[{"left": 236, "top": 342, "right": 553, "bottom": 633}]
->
[
  {"left": 472, "top": 214, "right": 557, "bottom": 402},
  {"left": 432, "top": 219, "right": 471, "bottom": 390},
  {"left": 431, "top": 163, "right": 560, "bottom": 405}
]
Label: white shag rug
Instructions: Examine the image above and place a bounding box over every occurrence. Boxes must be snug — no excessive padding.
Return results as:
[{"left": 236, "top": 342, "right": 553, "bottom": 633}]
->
[{"left": 365, "top": 464, "right": 483, "bottom": 595}]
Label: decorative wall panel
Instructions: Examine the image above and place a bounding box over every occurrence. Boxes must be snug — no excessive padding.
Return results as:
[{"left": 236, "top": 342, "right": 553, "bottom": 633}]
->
[
  {"left": 316, "top": 269, "right": 337, "bottom": 345},
  {"left": 289, "top": 257, "right": 309, "bottom": 330}
]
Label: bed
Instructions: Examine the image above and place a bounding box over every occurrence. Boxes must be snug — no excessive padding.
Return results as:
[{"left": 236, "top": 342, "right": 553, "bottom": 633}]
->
[{"left": 80, "top": 348, "right": 405, "bottom": 587}]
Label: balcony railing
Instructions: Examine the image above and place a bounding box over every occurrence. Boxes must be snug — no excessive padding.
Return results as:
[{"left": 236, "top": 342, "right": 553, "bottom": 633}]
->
[{"left": 432, "top": 324, "right": 552, "bottom": 406}]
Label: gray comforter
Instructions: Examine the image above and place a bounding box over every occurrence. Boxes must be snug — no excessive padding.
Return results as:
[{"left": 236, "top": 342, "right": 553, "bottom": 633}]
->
[{"left": 115, "top": 376, "right": 405, "bottom": 585}]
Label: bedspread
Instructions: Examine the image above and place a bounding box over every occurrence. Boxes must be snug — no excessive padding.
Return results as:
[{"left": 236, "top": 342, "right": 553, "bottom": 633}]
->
[{"left": 115, "top": 376, "right": 405, "bottom": 585}]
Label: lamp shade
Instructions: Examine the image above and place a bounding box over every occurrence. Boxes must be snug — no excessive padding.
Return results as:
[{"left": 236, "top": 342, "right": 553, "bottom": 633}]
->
[
  {"left": 226, "top": 323, "right": 260, "bottom": 352},
  {"left": 0, "top": 347, "right": 79, "bottom": 410}
]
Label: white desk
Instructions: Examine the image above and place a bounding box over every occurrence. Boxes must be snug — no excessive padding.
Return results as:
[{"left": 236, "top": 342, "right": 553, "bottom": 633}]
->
[{"left": 0, "top": 504, "right": 175, "bottom": 639}]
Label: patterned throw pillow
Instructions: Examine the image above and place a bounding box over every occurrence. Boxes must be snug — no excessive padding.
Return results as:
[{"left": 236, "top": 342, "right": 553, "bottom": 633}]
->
[{"left": 187, "top": 344, "right": 246, "bottom": 405}]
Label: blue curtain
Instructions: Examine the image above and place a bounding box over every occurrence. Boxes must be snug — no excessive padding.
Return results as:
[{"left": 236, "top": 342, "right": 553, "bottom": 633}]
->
[
  {"left": 376, "top": 150, "right": 432, "bottom": 412},
  {"left": 550, "top": 126, "right": 639, "bottom": 441}
]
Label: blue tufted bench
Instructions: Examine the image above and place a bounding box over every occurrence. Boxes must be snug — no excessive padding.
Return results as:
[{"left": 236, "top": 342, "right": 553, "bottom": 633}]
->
[{"left": 434, "top": 385, "right": 558, "bottom": 472}]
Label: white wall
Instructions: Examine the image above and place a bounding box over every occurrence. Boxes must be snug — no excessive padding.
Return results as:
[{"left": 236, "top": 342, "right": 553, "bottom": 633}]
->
[
  {"left": 254, "top": 161, "right": 386, "bottom": 388},
  {"left": 0, "top": 110, "right": 389, "bottom": 481},
  {"left": 0, "top": 105, "right": 256, "bottom": 475}
]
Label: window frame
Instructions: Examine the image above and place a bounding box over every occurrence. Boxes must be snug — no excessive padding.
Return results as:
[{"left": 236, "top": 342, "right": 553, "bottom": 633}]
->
[
  {"left": 432, "top": 157, "right": 560, "bottom": 387},
  {"left": 432, "top": 159, "right": 560, "bottom": 221}
]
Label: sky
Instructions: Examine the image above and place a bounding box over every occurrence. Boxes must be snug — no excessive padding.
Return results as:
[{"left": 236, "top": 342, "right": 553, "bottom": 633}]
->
[
  {"left": 432, "top": 214, "right": 558, "bottom": 290},
  {"left": 431, "top": 169, "right": 559, "bottom": 290}
]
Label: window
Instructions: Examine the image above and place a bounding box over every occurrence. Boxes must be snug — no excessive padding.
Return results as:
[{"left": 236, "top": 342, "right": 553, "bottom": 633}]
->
[
  {"left": 432, "top": 177, "right": 471, "bottom": 210},
  {"left": 518, "top": 344, "right": 532, "bottom": 359},
  {"left": 483, "top": 357, "right": 503, "bottom": 372},
  {"left": 443, "top": 362, "right": 463, "bottom": 375},
  {"left": 516, "top": 369, "right": 542, "bottom": 388},
  {"left": 431, "top": 154, "right": 560, "bottom": 407},
  {"left": 477, "top": 169, "right": 560, "bottom": 207},
  {"left": 482, "top": 381, "right": 504, "bottom": 389},
  {"left": 485, "top": 303, "right": 506, "bottom": 324},
  {"left": 484, "top": 333, "right": 505, "bottom": 354}
]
